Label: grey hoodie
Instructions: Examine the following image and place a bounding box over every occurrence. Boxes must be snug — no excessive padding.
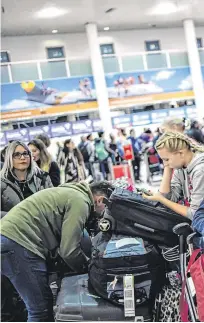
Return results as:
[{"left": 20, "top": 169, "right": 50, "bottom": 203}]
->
[{"left": 164, "top": 153, "right": 204, "bottom": 220}]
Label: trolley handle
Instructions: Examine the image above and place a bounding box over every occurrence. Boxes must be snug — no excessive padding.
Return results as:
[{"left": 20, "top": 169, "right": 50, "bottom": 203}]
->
[{"left": 173, "top": 222, "right": 193, "bottom": 254}]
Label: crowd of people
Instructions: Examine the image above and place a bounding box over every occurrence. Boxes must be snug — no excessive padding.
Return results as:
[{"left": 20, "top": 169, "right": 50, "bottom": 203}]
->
[
  {"left": 0, "top": 117, "right": 204, "bottom": 321},
  {"left": 56, "top": 117, "right": 204, "bottom": 184}
]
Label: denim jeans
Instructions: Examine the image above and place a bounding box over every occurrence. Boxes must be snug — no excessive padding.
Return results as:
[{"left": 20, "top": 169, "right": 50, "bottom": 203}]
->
[{"left": 1, "top": 235, "right": 54, "bottom": 322}]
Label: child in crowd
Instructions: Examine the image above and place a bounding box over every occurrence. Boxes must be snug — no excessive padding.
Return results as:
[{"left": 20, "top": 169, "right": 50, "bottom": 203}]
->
[{"left": 143, "top": 132, "right": 204, "bottom": 220}]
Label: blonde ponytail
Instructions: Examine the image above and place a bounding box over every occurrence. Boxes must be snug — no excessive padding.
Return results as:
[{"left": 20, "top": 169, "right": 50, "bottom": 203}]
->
[{"left": 156, "top": 132, "right": 204, "bottom": 153}]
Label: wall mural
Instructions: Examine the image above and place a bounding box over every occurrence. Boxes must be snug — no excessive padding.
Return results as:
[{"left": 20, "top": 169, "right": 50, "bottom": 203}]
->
[{"left": 1, "top": 66, "right": 203, "bottom": 121}]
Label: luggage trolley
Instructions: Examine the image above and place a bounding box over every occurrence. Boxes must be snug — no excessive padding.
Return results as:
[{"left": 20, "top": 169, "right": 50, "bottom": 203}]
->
[{"left": 143, "top": 145, "right": 163, "bottom": 184}]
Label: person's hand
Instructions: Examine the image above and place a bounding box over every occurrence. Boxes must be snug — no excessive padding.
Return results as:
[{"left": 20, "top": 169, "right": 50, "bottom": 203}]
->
[{"left": 142, "top": 191, "right": 163, "bottom": 202}]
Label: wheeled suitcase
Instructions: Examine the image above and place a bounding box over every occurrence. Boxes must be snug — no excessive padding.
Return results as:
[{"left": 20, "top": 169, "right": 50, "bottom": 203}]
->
[
  {"left": 101, "top": 188, "right": 191, "bottom": 247},
  {"left": 55, "top": 274, "right": 152, "bottom": 321}
]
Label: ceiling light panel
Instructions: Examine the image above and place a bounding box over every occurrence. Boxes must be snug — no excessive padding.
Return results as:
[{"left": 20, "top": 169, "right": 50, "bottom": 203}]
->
[{"left": 36, "top": 7, "right": 69, "bottom": 19}]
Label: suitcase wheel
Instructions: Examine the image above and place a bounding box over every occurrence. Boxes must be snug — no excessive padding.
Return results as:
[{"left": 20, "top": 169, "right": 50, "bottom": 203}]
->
[{"left": 99, "top": 218, "right": 112, "bottom": 232}]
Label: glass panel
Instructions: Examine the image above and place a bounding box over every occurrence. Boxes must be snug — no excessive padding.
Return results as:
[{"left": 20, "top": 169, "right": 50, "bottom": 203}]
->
[
  {"left": 1, "top": 65, "right": 10, "bottom": 83},
  {"left": 40, "top": 61, "right": 67, "bottom": 79},
  {"left": 122, "top": 55, "right": 144, "bottom": 71},
  {"left": 170, "top": 52, "right": 189, "bottom": 67},
  {"left": 11, "top": 63, "right": 39, "bottom": 82},
  {"left": 199, "top": 50, "right": 204, "bottom": 65},
  {"left": 102, "top": 56, "right": 120, "bottom": 73},
  {"left": 146, "top": 53, "right": 167, "bottom": 69},
  {"left": 69, "top": 59, "right": 92, "bottom": 76}
]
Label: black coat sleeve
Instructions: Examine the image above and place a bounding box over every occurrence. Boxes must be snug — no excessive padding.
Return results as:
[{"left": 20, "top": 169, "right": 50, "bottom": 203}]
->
[{"left": 49, "top": 161, "right": 61, "bottom": 187}]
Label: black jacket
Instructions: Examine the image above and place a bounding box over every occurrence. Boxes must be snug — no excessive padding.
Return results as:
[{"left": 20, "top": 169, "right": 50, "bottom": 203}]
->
[
  {"left": 49, "top": 161, "right": 61, "bottom": 187},
  {"left": 187, "top": 128, "right": 204, "bottom": 144},
  {"left": 1, "top": 170, "right": 53, "bottom": 218}
]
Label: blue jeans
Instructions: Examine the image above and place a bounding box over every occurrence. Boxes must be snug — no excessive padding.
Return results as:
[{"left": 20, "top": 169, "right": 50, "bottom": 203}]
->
[{"left": 1, "top": 235, "right": 54, "bottom": 322}]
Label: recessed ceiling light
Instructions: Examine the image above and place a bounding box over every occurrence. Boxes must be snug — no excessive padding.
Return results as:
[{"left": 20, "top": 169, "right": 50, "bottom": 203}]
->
[
  {"left": 104, "top": 27, "right": 110, "bottom": 31},
  {"left": 148, "top": 2, "right": 187, "bottom": 16},
  {"left": 36, "top": 7, "right": 69, "bottom": 19},
  {"left": 52, "top": 29, "right": 58, "bottom": 34}
]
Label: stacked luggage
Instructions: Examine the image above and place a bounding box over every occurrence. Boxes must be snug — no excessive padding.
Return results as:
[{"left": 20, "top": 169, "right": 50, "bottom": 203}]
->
[{"left": 55, "top": 185, "right": 202, "bottom": 322}]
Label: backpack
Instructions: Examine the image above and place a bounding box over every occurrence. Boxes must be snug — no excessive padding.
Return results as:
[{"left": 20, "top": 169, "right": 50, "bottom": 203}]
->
[
  {"left": 95, "top": 140, "right": 109, "bottom": 161},
  {"left": 79, "top": 143, "right": 90, "bottom": 163},
  {"left": 89, "top": 232, "right": 166, "bottom": 311},
  {"left": 99, "top": 188, "right": 191, "bottom": 247}
]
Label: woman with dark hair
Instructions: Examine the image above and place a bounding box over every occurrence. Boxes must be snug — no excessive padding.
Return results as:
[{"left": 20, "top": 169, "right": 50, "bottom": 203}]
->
[{"left": 28, "top": 139, "right": 60, "bottom": 187}]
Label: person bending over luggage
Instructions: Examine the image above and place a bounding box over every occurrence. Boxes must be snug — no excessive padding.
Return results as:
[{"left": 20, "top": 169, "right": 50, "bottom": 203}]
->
[
  {"left": 143, "top": 132, "right": 204, "bottom": 219},
  {"left": 1, "top": 181, "right": 112, "bottom": 322}
]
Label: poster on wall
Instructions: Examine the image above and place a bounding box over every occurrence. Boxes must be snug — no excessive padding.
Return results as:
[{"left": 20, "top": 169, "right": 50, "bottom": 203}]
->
[
  {"left": 1, "top": 67, "right": 203, "bottom": 121},
  {"left": 106, "top": 67, "right": 203, "bottom": 107}
]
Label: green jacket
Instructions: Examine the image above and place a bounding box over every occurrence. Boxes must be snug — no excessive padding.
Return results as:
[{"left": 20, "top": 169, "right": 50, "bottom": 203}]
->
[{"left": 1, "top": 182, "right": 94, "bottom": 272}]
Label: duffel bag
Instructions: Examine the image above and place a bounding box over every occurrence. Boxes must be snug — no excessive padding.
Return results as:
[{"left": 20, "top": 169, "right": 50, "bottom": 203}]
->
[
  {"left": 100, "top": 188, "right": 191, "bottom": 247},
  {"left": 89, "top": 232, "right": 166, "bottom": 311}
]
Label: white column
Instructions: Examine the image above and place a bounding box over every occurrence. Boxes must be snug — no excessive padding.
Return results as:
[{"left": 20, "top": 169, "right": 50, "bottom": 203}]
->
[
  {"left": 85, "top": 23, "right": 113, "bottom": 135},
  {"left": 183, "top": 19, "right": 204, "bottom": 120}
]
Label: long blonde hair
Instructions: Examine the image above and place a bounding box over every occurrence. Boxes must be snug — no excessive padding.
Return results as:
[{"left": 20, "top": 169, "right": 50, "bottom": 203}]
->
[
  {"left": 1, "top": 141, "right": 39, "bottom": 179},
  {"left": 156, "top": 131, "right": 204, "bottom": 153}
]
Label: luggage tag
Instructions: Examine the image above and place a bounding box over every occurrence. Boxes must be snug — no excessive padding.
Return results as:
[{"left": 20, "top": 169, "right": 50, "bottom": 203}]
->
[
  {"left": 188, "top": 276, "right": 196, "bottom": 297},
  {"left": 123, "top": 274, "right": 135, "bottom": 317}
]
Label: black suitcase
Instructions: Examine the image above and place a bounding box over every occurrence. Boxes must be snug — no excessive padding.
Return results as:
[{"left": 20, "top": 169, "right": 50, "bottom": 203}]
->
[
  {"left": 101, "top": 188, "right": 191, "bottom": 247},
  {"left": 55, "top": 274, "right": 152, "bottom": 321}
]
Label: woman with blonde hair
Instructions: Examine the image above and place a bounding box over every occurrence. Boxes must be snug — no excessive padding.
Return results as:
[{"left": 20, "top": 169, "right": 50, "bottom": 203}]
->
[
  {"left": 160, "top": 117, "right": 188, "bottom": 134},
  {"left": 28, "top": 139, "right": 60, "bottom": 186},
  {"left": 144, "top": 132, "right": 204, "bottom": 219},
  {"left": 1, "top": 141, "right": 53, "bottom": 217}
]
